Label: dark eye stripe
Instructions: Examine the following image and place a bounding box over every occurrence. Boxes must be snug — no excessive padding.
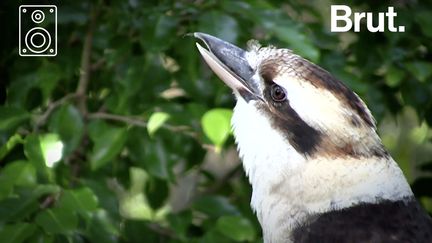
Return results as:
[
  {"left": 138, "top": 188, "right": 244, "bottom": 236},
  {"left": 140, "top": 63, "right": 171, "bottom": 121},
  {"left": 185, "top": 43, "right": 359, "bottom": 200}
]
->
[
  {"left": 259, "top": 54, "right": 375, "bottom": 128},
  {"left": 257, "top": 101, "right": 322, "bottom": 156},
  {"left": 261, "top": 83, "right": 321, "bottom": 156}
]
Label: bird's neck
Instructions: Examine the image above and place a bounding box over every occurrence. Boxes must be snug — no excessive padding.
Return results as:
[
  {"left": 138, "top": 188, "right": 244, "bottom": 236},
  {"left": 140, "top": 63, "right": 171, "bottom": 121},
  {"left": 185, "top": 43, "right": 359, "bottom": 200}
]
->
[
  {"left": 247, "top": 156, "right": 413, "bottom": 242},
  {"left": 231, "top": 99, "right": 413, "bottom": 242}
]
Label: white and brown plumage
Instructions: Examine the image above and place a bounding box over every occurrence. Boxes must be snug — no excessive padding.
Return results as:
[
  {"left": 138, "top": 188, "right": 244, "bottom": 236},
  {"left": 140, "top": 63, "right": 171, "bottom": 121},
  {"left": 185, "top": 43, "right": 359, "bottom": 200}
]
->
[{"left": 194, "top": 32, "right": 432, "bottom": 243}]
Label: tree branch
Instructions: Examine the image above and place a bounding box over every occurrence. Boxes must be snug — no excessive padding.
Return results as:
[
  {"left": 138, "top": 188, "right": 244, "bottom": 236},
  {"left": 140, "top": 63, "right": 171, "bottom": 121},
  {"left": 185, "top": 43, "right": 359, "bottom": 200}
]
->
[
  {"left": 88, "top": 112, "right": 148, "bottom": 127},
  {"left": 75, "top": 9, "right": 98, "bottom": 116},
  {"left": 147, "top": 223, "right": 177, "bottom": 239},
  {"left": 34, "top": 93, "right": 79, "bottom": 131},
  {"left": 88, "top": 112, "right": 200, "bottom": 139}
]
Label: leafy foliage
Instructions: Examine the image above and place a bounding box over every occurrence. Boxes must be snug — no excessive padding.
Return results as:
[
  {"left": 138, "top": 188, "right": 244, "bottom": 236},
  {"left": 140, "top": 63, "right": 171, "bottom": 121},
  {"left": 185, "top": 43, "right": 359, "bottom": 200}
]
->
[{"left": 0, "top": 0, "right": 432, "bottom": 242}]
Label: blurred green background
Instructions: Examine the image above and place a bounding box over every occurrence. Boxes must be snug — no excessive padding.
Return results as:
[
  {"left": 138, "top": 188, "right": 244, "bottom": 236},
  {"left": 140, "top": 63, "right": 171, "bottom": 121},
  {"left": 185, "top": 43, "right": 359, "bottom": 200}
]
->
[{"left": 1, "top": 0, "right": 432, "bottom": 242}]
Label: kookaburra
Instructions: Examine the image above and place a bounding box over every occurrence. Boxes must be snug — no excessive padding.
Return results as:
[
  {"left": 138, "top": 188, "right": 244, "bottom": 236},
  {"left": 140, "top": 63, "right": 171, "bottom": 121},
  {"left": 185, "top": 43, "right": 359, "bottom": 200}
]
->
[{"left": 194, "top": 32, "right": 432, "bottom": 242}]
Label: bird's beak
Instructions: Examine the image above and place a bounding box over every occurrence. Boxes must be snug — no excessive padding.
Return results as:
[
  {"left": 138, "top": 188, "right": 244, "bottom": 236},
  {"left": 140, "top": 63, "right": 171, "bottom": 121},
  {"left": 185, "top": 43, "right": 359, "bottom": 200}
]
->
[{"left": 194, "top": 32, "right": 261, "bottom": 101}]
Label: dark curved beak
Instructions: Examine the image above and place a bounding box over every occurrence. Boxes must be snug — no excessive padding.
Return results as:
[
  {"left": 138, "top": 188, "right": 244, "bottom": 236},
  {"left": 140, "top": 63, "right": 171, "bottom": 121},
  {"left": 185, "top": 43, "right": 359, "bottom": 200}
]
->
[{"left": 194, "top": 32, "right": 261, "bottom": 101}]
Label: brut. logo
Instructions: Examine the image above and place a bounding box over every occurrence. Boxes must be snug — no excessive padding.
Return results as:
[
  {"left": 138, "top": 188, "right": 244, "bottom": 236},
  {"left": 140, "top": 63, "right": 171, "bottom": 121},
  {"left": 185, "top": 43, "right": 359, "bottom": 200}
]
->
[{"left": 331, "top": 5, "right": 405, "bottom": 33}]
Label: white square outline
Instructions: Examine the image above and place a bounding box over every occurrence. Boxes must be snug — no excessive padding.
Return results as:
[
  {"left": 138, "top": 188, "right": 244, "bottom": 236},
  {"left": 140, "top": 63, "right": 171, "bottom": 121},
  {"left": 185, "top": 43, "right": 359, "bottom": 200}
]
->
[{"left": 19, "top": 5, "right": 57, "bottom": 57}]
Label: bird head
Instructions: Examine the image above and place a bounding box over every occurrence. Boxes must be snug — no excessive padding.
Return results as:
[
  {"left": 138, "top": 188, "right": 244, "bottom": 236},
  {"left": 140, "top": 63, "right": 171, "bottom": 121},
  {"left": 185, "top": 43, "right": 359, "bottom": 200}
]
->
[
  {"left": 194, "top": 32, "right": 414, "bottom": 242},
  {"left": 194, "top": 32, "right": 384, "bottom": 159}
]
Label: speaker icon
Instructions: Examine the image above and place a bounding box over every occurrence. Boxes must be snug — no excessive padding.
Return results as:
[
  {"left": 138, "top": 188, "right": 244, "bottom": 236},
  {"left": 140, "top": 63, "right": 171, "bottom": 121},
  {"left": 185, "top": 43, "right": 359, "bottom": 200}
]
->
[{"left": 19, "top": 5, "right": 57, "bottom": 57}]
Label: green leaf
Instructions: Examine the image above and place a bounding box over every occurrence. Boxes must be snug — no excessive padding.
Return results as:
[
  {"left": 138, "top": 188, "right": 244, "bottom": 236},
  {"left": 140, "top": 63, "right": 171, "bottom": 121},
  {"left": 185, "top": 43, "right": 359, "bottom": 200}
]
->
[
  {"left": 0, "top": 160, "right": 35, "bottom": 200},
  {"left": 216, "top": 215, "right": 256, "bottom": 241},
  {"left": 1, "top": 160, "right": 36, "bottom": 187},
  {"left": 0, "top": 178, "right": 14, "bottom": 201},
  {"left": 49, "top": 104, "right": 84, "bottom": 155},
  {"left": 147, "top": 112, "right": 170, "bottom": 137},
  {"left": 415, "top": 10, "right": 432, "bottom": 38},
  {"left": 0, "top": 106, "right": 29, "bottom": 131},
  {"left": 154, "top": 15, "right": 178, "bottom": 44},
  {"left": 167, "top": 211, "right": 192, "bottom": 240},
  {"left": 145, "top": 177, "right": 169, "bottom": 209},
  {"left": 272, "top": 25, "right": 320, "bottom": 62},
  {"left": 198, "top": 11, "right": 239, "bottom": 44},
  {"left": 35, "top": 207, "right": 78, "bottom": 234},
  {"left": 144, "top": 137, "right": 171, "bottom": 180},
  {"left": 0, "top": 185, "right": 60, "bottom": 222},
  {"left": 0, "top": 223, "right": 36, "bottom": 243},
  {"left": 59, "top": 187, "right": 98, "bottom": 214},
  {"left": 36, "top": 62, "right": 62, "bottom": 99},
  {"left": 251, "top": 9, "right": 320, "bottom": 62},
  {"left": 32, "top": 184, "right": 61, "bottom": 197},
  {"left": 24, "top": 133, "right": 64, "bottom": 169},
  {"left": 122, "top": 220, "right": 158, "bottom": 243},
  {"left": 24, "top": 231, "right": 54, "bottom": 243},
  {"left": 201, "top": 109, "right": 233, "bottom": 149},
  {"left": 0, "top": 134, "right": 24, "bottom": 161},
  {"left": 89, "top": 122, "right": 128, "bottom": 171},
  {"left": 24, "top": 134, "right": 46, "bottom": 171},
  {"left": 127, "top": 129, "right": 173, "bottom": 180},
  {"left": 406, "top": 61, "right": 432, "bottom": 82},
  {"left": 87, "top": 210, "right": 119, "bottom": 243},
  {"left": 39, "top": 134, "right": 64, "bottom": 168},
  {"left": 385, "top": 66, "right": 405, "bottom": 87},
  {"left": 81, "top": 178, "right": 119, "bottom": 220},
  {"left": 201, "top": 229, "right": 231, "bottom": 243},
  {"left": 141, "top": 14, "right": 178, "bottom": 51},
  {"left": 193, "top": 196, "right": 239, "bottom": 218}
]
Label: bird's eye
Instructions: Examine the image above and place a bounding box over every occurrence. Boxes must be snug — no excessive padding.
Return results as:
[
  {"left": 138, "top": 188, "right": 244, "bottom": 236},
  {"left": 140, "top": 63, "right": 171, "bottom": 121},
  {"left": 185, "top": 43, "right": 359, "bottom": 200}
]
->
[{"left": 270, "top": 84, "right": 286, "bottom": 102}]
